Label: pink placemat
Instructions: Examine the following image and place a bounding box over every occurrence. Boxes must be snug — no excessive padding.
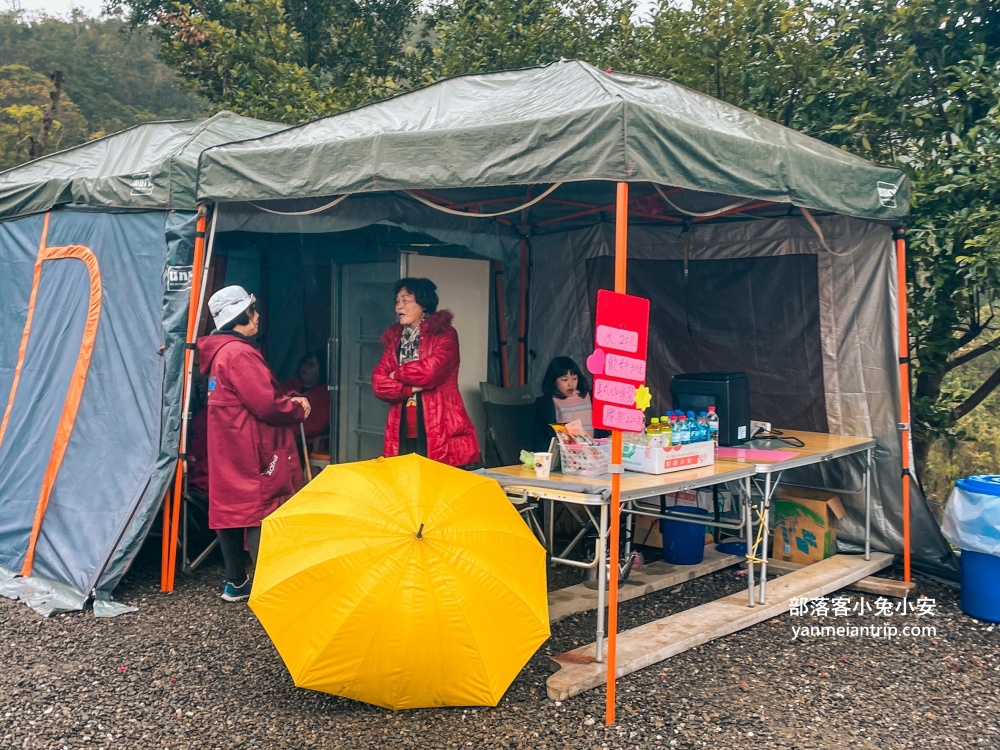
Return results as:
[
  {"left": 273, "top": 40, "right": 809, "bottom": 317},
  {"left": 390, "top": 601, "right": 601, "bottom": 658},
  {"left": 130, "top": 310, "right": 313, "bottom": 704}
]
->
[{"left": 716, "top": 446, "right": 800, "bottom": 462}]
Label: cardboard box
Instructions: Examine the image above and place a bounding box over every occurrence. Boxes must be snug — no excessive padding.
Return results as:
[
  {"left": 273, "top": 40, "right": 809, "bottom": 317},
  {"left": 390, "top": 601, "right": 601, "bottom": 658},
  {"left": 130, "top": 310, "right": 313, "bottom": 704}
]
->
[
  {"left": 622, "top": 434, "right": 715, "bottom": 475},
  {"left": 771, "top": 487, "right": 846, "bottom": 565},
  {"left": 632, "top": 514, "right": 664, "bottom": 548}
]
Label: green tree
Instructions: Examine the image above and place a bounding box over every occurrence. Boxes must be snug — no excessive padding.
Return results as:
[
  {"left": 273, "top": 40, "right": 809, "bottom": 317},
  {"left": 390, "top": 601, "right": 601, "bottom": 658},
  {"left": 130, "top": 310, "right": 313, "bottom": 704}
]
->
[
  {"left": 807, "top": 1, "right": 1000, "bottom": 477},
  {"left": 0, "top": 64, "right": 89, "bottom": 168},
  {"left": 107, "top": 0, "right": 419, "bottom": 120},
  {"left": 636, "top": 0, "right": 1000, "bottom": 482},
  {"left": 0, "top": 11, "right": 206, "bottom": 137},
  {"left": 414, "top": 0, "right": 639, "bottom": 82},
  {"left": 923, "top": 346, "right": 1000, "bottom": 509},
  {"left": 634, "top": 0, "right": 830, "bottom": 128}
]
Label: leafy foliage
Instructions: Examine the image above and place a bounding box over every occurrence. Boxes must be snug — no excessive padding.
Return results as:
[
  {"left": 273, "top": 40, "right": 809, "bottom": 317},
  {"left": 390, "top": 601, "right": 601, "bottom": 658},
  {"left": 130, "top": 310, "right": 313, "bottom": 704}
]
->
[
  {"left": 412, "top": 0, "right": 639, "bottom": 82},
  {"left": 106, "top": 0, "right": 419, "bottom": 119},
  {"left": 0, "top": 64, "right": 89, "bottom": 169},
  {"left": 0, "top": 11, "right": 206, "bottom": 139},
  {"left": 630, "top": 0, "right": 1000, "bottom": 481},
  {"left": 633, "top": 0, "right": 830, "bottom": 129},
  {"left": 809, "top": 1, "right": 1000, "bottom": 473},
  {"left": 924, "top": 347, "right": 1000, "bottom": 511}
]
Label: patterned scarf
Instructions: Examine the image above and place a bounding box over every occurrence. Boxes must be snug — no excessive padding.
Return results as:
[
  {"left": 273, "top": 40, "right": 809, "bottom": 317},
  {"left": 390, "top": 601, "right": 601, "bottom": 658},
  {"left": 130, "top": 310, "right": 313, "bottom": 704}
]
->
[{"left": 398, "top": 324, "right": 421, "bottom": 365}]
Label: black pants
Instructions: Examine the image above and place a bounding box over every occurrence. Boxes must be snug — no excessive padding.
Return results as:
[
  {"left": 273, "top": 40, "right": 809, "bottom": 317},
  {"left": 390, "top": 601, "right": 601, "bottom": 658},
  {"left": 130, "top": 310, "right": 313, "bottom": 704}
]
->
[
  {"left": 218, "top": 527, "right": 261, "bottom": 583},
  {"left": 398, "top": 397, "right": 483, "bottom": 469}
]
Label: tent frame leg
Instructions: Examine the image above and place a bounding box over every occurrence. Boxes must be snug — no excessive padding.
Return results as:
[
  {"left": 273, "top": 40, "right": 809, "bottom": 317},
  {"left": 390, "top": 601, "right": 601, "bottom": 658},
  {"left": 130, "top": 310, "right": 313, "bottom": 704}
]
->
[
  {"left": 162, "top": 205, "right": 218, "bottom": 592},
  {"left": 894, "top": 227, "right": 912, "bottom": 583},
  {"left": 605, "top": 182, "right": 629, "bottom": 725}
]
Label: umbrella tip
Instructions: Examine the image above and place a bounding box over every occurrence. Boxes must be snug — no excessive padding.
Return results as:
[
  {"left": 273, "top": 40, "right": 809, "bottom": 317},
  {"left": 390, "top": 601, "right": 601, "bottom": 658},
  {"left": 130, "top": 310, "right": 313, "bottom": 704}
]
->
[{"left": 415, "top": 523, "right": 424, "bottom": 539}]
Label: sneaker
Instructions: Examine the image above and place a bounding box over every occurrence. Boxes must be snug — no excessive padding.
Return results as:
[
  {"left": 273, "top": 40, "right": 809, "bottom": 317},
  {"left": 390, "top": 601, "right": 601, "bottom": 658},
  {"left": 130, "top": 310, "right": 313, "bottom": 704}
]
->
[{"left": 221, "top": 577, "right": 252, "bottom": 602}]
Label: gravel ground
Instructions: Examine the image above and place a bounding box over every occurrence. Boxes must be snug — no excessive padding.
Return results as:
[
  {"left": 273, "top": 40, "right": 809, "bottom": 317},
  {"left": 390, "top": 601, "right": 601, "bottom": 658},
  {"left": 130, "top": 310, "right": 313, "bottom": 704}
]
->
[{"left": 2, "top": 542, "right": 997, "bottom": 750}]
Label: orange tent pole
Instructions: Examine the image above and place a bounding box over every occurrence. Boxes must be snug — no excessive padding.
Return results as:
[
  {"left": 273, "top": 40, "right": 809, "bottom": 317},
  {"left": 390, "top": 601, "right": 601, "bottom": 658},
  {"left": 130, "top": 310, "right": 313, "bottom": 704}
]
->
[
  {"left": 162, "top": 207, "right": 208, "bottom": 592},
  {"left": 493, "top": 260, "right": 510, "bottom": 388},
  {"left": 605, "top": 182, "right": 628, "bottom": 725},
  {"left": 160, "top": 483, "right": 173, "bottom": 589},
  {"left": 894, "top": 227, "right": 912, "bottom": 583},
  {"left": 518, "top": 238, "right": 528, "bottom": 386}
]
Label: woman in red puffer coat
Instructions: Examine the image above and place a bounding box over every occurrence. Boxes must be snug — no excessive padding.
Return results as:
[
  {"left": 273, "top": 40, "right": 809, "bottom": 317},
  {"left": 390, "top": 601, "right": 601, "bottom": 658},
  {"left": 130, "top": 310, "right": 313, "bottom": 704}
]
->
[{"left": 371, "top": 277, "right": 480, "bottom": 468}]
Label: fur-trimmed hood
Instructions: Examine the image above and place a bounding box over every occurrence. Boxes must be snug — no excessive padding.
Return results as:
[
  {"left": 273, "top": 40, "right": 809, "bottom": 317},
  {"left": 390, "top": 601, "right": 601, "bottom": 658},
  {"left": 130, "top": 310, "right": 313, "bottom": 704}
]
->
[{"left": 381, "top": 309, "right": 455, "bottom": 347}]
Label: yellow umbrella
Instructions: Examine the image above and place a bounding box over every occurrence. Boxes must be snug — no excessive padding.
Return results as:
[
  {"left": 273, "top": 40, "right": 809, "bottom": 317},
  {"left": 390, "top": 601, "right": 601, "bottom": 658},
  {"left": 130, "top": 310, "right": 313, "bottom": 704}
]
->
[{"left": 248, "top": 453, "right": 550, "bottom": 710}]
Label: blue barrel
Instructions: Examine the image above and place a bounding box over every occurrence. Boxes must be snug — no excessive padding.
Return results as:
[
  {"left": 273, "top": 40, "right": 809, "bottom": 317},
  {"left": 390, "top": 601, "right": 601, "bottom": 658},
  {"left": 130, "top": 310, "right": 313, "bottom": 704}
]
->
[
  {"left": 661, "top": 506, "right": 709, "bottom": 565},
  {"left": 953, "top": 476, "right": 1000, "bottom": 623},
  {"left": 961, "top": 550, "right": 1000, "bottom": 622}
]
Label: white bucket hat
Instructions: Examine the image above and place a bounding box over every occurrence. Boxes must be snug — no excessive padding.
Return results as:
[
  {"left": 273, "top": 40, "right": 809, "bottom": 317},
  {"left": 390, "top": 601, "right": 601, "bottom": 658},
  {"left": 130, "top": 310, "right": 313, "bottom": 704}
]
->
[{"left": 208, "top": 285, "right": 256, "bottom": 330}]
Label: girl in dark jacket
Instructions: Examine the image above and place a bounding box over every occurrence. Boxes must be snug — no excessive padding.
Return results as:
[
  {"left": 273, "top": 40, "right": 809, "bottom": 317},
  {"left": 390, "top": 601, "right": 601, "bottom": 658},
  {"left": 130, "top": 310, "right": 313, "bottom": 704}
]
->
[
  {"left": 371, "top": 277, "right": 480, "bottom": 468},
  {"left": 533, "top": 356, "right": 608, "bottom": 451}
]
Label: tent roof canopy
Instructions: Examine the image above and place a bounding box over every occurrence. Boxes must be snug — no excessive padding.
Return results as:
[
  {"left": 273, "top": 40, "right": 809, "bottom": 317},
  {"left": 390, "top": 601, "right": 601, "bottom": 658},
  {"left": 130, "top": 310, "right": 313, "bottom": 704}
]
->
[
  {"left": 198, "top": 60, "right": 909, "bottom": 223},
  {"left": 0, "top": 112, "right": 287, "bottom": 220}
]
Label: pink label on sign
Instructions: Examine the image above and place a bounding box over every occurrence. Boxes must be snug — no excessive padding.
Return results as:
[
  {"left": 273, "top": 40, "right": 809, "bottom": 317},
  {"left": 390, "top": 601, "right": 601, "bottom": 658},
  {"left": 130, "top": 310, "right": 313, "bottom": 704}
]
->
[
  {"left": 593, "top": 378, "right": 636, "bottom": 407},
  {"left": 602, "top": 405, "right": 646, "bottom": 432},
  {"left": 604, "top": 352, "right": 646, "bottom": 382},
  {"left": 596, "top": 325, "right": 639, "bottom": 353}
]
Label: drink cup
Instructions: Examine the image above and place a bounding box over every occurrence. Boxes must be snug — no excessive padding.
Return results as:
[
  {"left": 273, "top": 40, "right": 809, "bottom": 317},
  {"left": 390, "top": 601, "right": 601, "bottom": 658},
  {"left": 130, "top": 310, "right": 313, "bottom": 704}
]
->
[{"left": 534, "top": 452, "right": 553, "bottom": 479}]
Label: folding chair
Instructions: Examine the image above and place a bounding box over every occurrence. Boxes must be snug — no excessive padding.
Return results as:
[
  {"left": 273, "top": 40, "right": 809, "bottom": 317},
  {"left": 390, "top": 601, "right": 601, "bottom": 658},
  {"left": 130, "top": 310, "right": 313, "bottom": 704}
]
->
[
  {"left": 478, "top": 382, "right": 538, "bottom": 468},
  {"left": 182, "top": 487, "right": 218, "bottom": 574},
  {"left": 479, "top": 382, "right": 547, "bottom": 540}
]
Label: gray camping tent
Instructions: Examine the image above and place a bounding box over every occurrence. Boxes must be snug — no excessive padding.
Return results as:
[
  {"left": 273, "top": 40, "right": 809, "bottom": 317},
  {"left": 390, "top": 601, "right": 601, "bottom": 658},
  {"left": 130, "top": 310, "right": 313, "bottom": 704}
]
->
[
  {"left": 195, "top": 60, "right": 952, "bottom": 576},
  {"left": 0, "top": 112, "right": 287, "bottom": 615}
]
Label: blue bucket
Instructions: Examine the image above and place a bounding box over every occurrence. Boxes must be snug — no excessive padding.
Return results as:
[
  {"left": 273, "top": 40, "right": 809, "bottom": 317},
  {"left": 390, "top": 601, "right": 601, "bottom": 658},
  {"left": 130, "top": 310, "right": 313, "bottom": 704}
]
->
[
  {"left": 949, "top": 475, "right": 1000, "bottom": 622},
  {"left": 661, "top": 506, "right": 709, "bottom": 565},
  {"left": 960, "top": 550, "right": 1000, "bottom": 623}
]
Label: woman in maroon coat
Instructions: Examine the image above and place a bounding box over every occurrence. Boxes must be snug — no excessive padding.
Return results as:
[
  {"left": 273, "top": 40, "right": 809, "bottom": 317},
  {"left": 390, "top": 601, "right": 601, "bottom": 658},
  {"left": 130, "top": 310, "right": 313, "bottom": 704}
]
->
[
  {"left": 372, "top": 278, "right": 480, "bottom": 468},
  {"left": 197, "top": 285, "right": 309, "bottom": 601}
]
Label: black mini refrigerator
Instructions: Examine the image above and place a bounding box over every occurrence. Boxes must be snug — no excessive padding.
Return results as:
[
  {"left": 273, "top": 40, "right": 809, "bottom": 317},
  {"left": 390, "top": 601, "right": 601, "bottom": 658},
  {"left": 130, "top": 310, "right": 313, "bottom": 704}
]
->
[{"left": 669, "top": 372, "right": 751, "bottom": 446}]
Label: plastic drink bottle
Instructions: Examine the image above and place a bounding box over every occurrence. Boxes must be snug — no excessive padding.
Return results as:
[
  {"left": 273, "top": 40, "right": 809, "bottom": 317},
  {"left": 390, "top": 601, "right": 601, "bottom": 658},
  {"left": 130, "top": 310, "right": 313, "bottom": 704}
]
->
[
  {"left": 698, "top": 412, "right": 709, "bottom": 442},
  {"left": 649, "top": 417, "right": 660, "bottom": 435},
  {"left": 670, "top": 415, "right": 681, "bottom": 445},
  {"left": 707, "top": 406, "right": 720, "bottom": 445},
  {"left": 660, "top": 417, "right": 672, "bottom": 445},
  {"left": 685, "top": 411, "right": 697, "bottom": 442},
  {"left": 678, "top": 414, "right": 691, "bottom": 444}
]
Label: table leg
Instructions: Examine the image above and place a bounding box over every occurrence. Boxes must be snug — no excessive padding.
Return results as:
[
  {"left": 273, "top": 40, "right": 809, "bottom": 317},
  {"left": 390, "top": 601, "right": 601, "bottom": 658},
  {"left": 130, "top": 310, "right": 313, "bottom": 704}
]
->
[
  {"left": 595, "top": 503, "right": 608, "bottom": 663},
  {"left": 744, "top": 476, "right": 755, "bottom": 608},
  {"left": 759, "top": 473, "right": 773, "bottom": 605},
  {"left": 546, "top": 498, "right": 554, "bottom": 557},
  {"left": 865, "top": 447, "right": 873, "bottom": 561},
  {"left": 624, "top": 501, "right": 634, "bottom": 557}
]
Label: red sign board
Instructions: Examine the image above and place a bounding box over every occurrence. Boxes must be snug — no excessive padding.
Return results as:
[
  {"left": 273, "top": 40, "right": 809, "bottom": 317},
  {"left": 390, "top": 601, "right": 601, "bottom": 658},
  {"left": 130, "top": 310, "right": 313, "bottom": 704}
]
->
[{"left": 587, "top": 290, "right": 650, "bottom": 432}]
